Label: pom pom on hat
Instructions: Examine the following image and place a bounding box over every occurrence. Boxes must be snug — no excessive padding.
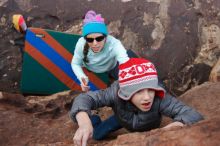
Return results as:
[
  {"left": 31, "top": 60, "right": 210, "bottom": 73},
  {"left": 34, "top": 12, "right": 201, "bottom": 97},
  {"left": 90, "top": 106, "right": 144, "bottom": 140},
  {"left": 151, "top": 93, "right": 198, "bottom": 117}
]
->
[
  {"left": 118, "top": 58, "right": 165, "bottom": 100},
  {"left": 83, "top": 10, "right": 105, "bottom": 25},
  {"left": 82, "top": 10, "right": 108, "bottom": 37}
]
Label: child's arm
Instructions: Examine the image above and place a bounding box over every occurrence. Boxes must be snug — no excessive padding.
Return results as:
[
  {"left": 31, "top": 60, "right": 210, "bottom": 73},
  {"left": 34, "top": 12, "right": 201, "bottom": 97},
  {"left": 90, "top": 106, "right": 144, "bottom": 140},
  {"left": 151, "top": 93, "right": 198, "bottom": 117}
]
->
[
  {"left": 73, "top": 112, "right": 93, "bottom": 146},
  {"left": 69, "top": 81, "right": 118, "bottom": 122},
  {"left": 159, "top": 93, "right": 204, "bottom": 125}
]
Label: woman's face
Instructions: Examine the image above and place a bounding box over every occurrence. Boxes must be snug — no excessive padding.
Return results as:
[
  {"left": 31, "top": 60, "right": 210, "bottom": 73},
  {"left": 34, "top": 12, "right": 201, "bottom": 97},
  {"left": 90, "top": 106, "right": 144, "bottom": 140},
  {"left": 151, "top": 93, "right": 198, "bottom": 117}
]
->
[{"left": 85, "top": 33, "right": 106, "bottom": 53}]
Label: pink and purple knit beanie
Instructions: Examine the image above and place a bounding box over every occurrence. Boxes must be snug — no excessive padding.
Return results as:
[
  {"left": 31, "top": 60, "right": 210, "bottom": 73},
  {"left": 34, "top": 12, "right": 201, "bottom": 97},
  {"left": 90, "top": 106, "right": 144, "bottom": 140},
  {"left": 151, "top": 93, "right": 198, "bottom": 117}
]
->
[
  {"left": 118, "top": 58, "right": 165, "bottom": 100},
  {"left": 82, "top": 10, "right": 108, "bottom": 37}
]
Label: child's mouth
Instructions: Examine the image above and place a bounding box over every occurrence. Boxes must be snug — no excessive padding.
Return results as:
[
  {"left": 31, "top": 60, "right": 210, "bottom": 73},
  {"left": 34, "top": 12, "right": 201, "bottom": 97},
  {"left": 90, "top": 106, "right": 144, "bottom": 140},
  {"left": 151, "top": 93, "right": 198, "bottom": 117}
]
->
[{"left": 141, "top": 102, "right": 151, "bottom": 109}]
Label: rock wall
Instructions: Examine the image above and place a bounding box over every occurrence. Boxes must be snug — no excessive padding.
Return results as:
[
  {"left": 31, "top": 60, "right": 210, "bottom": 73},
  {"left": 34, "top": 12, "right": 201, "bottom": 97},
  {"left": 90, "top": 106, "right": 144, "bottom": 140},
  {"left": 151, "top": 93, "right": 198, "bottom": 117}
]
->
[{"left": 0, "top": 0, "right": 219, "bottom": 95}]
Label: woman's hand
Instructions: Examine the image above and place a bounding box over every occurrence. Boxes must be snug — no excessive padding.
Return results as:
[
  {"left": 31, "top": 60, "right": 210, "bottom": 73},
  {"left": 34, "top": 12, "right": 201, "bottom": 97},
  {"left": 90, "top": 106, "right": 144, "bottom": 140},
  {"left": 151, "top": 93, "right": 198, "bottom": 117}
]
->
[
  {"left": 81, "top": 78, "right": 90, "bottom": 92},
  {"left": 73, "top": 112, "right": 93, "bottom": 146},
  {"left": 163, "top": 121, "right": 184, "bottom": 129}
]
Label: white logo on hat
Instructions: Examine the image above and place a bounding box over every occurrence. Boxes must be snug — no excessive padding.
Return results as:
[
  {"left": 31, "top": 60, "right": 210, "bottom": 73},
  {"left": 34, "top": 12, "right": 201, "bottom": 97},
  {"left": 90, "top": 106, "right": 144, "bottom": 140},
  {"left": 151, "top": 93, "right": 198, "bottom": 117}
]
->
[{"left": 119, "top": 63, "right": 156, "bottom": 80}]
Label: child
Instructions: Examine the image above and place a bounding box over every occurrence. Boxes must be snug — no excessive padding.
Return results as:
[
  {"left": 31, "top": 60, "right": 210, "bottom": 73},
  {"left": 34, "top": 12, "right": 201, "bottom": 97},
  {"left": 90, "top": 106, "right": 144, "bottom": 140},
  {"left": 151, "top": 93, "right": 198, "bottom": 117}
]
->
[
  {"left": 71, "top": 10, "right": 136, "bottom": 92},
  {"left": 70, "top": 58, "right": 204, "bottom": 146}
]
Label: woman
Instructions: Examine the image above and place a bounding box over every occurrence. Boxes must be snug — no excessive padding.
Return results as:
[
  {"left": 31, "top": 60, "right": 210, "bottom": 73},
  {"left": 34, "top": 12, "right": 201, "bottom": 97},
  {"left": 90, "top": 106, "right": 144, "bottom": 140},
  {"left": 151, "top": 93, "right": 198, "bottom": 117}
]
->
[{"left": 71, "top": 10, "right": 131, "bottom": 91}]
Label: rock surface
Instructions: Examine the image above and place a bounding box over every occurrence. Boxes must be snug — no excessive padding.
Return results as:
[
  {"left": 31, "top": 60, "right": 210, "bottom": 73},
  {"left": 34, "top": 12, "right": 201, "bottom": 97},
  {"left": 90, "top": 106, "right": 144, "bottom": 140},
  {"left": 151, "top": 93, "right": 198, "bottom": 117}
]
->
[
  {"left": 209, "top": 58, "right": 220, "bottom": 82},
  {"left": 0, "top": 82, "right": 220, "bottom": 146},
  {"left": 1, "top": 1, "right": 220, "bottom": 146},
  {"left": 106, "top": 118, "right": 220, "bottom": 146},
  {"left": 0, "top": 0, "right": 220, "bottom": 145},
  {"left": 0, "top": 0, "right": 219, "bottom": 95}
]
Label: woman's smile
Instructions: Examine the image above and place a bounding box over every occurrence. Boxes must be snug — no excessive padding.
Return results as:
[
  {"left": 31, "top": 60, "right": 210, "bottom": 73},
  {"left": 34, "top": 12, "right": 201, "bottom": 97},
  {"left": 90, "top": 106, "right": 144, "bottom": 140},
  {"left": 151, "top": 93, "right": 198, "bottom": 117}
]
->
[{"left": 91, "top": 46, "right": 102, "bottom": 53}]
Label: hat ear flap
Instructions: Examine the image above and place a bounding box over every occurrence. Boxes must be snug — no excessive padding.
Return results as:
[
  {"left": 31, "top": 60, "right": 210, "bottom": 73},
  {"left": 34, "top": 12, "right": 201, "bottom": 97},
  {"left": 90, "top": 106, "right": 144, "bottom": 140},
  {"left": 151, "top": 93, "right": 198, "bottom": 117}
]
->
[{"left": 155, "top": 91, "right": 165, "bottom": 99}]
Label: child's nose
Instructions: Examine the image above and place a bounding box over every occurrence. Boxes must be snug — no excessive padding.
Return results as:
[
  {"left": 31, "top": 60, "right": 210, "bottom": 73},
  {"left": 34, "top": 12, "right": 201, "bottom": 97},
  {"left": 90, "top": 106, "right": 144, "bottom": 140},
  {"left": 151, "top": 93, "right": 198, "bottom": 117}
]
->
[{"left": 142, "top": 90, "right": 151, "bottom": 100}]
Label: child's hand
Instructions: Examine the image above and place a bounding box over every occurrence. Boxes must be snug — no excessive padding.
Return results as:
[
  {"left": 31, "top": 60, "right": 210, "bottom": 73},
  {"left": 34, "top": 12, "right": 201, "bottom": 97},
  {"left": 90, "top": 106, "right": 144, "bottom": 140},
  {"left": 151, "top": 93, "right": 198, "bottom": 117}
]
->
[
  {"left": 81, "top": 78, "right": 90, "bottom": 92},
  {"left": 162, "top": 121, "right": 184, "bottom": 129},
  {"left": 73, "top": 125, "right": 93, "bottom": 146},
  {"left": 74, "top": 112, "right": 93, "bottom": 146}
]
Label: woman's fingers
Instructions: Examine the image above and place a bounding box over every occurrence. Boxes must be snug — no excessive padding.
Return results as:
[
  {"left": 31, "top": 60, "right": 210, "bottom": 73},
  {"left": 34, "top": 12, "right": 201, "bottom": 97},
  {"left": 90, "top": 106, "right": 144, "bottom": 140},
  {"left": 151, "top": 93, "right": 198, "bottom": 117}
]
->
[
  {"left": 81, "top": 78, "right": 90, "bottom": 92},
  {"left": 81, "top": 78, "right": 88, "bottom": 86},
  {"left": 81, "top": 84, "right": 90, "bottom": 92}
]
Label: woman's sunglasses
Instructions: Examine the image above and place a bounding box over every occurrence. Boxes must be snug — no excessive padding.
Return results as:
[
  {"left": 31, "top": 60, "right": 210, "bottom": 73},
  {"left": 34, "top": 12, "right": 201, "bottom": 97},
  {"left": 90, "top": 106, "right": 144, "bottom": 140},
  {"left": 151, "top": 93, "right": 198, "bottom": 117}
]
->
[{"left": 85, "top": 35, "right": 105, "bottom": 43}]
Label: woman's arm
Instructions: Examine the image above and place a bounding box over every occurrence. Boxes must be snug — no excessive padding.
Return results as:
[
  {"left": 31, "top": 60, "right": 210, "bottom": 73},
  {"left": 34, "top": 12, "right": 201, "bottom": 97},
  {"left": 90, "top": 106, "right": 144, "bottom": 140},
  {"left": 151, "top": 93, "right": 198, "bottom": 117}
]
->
[
  {"left": 71, "top": 37, "right": 88, "bottom": 84},
  {"left": 71, "top": 62, "right": 90, "bottom": 91},
  {"left": 71, "top": 63, "right": 88, "bottom": 83}
]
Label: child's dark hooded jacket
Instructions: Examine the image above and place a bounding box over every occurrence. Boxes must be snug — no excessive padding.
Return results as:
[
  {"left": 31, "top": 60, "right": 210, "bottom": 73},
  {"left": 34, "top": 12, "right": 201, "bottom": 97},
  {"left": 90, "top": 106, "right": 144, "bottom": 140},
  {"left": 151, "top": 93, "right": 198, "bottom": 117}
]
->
[{"left": 70, "top": 81, "right": 204, "bottom": 132}]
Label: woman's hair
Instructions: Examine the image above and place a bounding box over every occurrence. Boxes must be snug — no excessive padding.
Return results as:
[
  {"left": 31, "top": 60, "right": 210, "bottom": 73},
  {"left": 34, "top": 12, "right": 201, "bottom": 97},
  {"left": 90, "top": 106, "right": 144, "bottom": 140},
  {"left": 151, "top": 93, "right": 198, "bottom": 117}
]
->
[{"left": 83, "top": 43, "right": 89, "bottom": 63}]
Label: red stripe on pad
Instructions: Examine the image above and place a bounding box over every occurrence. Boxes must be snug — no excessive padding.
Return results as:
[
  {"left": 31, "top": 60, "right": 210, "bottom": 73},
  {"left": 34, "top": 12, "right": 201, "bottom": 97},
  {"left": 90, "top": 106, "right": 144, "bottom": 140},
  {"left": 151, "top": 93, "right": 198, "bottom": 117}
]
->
[
  {"left": 30, "top": 28, "right": 73, "bottom": 62},
  {"left": 25, "top": 41, "right": 81, "bottom": 90}
]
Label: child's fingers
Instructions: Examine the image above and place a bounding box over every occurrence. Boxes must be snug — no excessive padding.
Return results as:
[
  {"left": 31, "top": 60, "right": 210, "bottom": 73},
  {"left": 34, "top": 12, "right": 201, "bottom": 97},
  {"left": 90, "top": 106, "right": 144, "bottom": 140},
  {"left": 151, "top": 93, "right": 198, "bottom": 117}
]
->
[
  {"left": 73, "top": 136, "right": 81, "bottom": 146},
  {"left": 81, "top": 132, "right": 90, "bottom": 146},
  {"left": 73, "top": 130, "right": 82, "bottom": 146}
]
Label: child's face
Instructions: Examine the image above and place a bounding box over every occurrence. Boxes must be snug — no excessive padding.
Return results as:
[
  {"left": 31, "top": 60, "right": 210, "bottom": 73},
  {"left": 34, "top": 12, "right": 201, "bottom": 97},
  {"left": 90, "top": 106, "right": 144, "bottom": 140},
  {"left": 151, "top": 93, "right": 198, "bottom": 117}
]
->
[
  {"left": 85, "top": 33, "right": 106, "bottom": 53},
  {"left": 131, "top": 89, "right": 155, "bottom": 111}
]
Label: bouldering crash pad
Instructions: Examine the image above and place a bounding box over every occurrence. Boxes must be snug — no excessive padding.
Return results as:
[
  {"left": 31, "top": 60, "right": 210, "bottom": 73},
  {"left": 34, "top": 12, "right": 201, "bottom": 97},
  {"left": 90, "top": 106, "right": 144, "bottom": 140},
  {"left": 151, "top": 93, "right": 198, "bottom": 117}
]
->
[{"left": 20, "top": 28, "right": 109, "bottom": 94}]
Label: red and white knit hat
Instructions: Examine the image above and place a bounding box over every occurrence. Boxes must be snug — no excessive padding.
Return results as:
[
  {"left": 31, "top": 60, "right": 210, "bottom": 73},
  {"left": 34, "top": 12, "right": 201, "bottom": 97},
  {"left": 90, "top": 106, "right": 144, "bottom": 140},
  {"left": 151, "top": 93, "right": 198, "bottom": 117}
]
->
[{"left": 118, "top": 58, "right": 165, "bottom": 100}]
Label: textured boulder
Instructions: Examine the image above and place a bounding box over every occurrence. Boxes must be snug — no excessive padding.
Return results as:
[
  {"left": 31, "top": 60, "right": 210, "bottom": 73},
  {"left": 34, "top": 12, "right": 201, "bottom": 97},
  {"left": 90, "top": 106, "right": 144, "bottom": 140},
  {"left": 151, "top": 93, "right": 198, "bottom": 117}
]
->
[
  {"left": 0, "top": 0, "right": 220, "bottom": 144},
  {"left": 1, "top": 82, "right": 220, "bottom": 145},
  {"left": 106, "top": 118, "right": 220, "bottom": 146},
  {"left": 209, "top": 58, "right": 220, "bottom": 82},
  {"left": 0, "top": 91, "right": 124, "bottom": 146}
]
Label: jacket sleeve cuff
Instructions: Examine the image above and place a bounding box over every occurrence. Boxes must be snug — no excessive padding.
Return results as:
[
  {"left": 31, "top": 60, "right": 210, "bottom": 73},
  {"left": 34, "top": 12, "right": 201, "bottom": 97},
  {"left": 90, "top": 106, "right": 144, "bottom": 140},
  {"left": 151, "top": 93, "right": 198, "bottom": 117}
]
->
[{"left": 69, "top": 109, "right": 92, "bottom": 123}]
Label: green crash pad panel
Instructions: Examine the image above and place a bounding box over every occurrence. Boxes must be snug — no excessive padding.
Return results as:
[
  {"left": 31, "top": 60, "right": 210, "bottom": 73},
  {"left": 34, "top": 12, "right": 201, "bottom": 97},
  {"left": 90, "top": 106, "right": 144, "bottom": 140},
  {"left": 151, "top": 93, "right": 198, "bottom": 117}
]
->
[{"left": 21, "top": 27, "right": 109, "bottom": 95}]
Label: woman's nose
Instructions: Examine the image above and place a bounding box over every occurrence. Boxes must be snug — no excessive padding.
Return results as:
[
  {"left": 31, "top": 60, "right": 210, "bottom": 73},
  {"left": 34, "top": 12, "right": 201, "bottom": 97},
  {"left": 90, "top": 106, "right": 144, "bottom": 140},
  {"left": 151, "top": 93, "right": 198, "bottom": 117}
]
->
[{"left": 92, "top": 40, "right": 98, "bottom": 45}]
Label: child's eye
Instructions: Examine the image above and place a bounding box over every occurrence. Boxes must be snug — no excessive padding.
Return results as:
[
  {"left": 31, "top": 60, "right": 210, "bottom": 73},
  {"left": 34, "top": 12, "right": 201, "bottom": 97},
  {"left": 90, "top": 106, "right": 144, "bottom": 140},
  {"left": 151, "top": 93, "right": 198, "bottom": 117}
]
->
[
  {"left": 148, "top": 89, "right": 155, "bottom": 94},
  {"left": 136, "top": 90, "right": 143, "bottom": 94}
]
